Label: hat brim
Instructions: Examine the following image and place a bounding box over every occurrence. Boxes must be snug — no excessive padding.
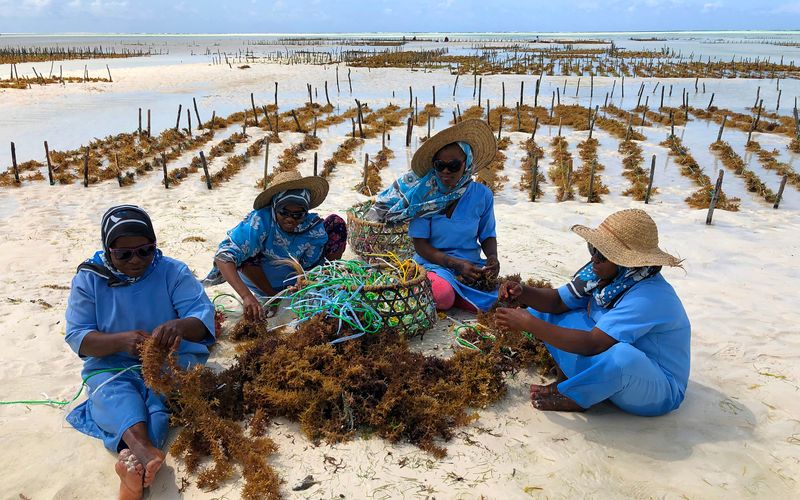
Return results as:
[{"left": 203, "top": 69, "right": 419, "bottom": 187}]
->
[
  {"left": 253, "top": 176, "right": 329, "bottom": 210},
  {"left": 411, "top": 119, "right": 497, "bottom": 177},
  {"left": 571, "top": 224, "right": 682, "bottom": 268}
]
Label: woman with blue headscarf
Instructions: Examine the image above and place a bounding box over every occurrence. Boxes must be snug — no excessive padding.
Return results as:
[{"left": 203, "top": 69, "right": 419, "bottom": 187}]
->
[
  {"left": 65, "top": 205, "right": 215, "bottom": 499},
  {"left": 204, "top": 171, "right": 347, "bottom": 321},
  {"left": 369, "top": 119, "right": 500, "bottom": 312}
]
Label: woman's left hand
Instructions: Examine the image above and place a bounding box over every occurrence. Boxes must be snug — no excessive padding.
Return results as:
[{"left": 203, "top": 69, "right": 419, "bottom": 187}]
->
[
  {"left": 483, "top": 255, "right": 500, "bottom": 278},
  {"left": 151, "top": 319, "right": 186, "bottom": 351},
  {"left": 495, "top": 307, "right": 534, "bottom": 334}
]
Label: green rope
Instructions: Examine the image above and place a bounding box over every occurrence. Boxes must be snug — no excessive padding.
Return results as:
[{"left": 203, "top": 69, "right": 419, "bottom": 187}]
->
[{"left": 0, "top": 366, "right": 141, "bottom": 407}]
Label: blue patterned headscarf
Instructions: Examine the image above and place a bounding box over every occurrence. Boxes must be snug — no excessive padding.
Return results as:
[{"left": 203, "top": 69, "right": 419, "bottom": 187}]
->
[
  {"left": 368, "top": 142, "right": 474, "bottom": 225},
  {"left": 565, "top": 262, "right": 662, "bottom": 309}
]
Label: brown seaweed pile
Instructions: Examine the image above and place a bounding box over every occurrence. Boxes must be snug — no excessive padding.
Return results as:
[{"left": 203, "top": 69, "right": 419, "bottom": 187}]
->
[
  {"left": 548, "top": 136, "right": 575, "bottom": 201},
  {"left": 619, "top": 139, "right": 657, "bottom": 201},
  {"left": 745, "top": 140, "right": 800, "bottom": 189},
  {"left": 354, "top": 146, "right": 393, "bottom": 195},
  {"left": 574, "top": 138, "right": 609, "bottom": 202},
  {"left": 518, "top": 136, "right": 546, "bottom": 199},
  {"left": 709, "top": 140, "right": 777, "bottom": 203},
  {"left": 141, "top": 306, "right": 555, "bottom": 497},
  {"left": 321, "top": 137, "right": 364, "bottom": 178},
  {"left": 659, "top": 135, "right": 740, "bottom": 211}
]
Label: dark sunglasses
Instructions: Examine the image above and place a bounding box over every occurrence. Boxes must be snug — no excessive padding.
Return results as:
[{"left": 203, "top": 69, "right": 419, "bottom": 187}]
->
[
  {"left": 277, "top": 207, "right": 307, "bottom": 220},
  {"left": 109, "top": 243, "right": 156, "bottom": 261},
  {"left": 588, "top": 243, "right": 607, "bottom": 263},
  {"left": 433, "top": 159, "right": 464, "bottom": 173}
]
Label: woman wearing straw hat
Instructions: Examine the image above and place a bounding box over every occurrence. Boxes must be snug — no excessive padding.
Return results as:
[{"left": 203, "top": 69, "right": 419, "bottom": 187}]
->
[
  {"left": 368, "top": 119, "right": 501, "bottom": 312},
  {"left": 495, "top": 209, "right": 691, "bottom": 416},
  {"left": 204, "top": 171, "right": 347, "bottom": 321}
]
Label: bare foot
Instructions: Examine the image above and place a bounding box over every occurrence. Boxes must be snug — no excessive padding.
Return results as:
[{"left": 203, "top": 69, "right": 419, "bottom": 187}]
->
[
  {"left": 140, "top": 448, "right": 165, "bottom": 488},
  {"left": 531, "top": 392, "right": 586, "bottom": 412},
  {"left": 530, "top": 381, "right": 562, "bottom": 400},
  {"left": 115, "top": 449, "right": 144, "bottom": 500}
]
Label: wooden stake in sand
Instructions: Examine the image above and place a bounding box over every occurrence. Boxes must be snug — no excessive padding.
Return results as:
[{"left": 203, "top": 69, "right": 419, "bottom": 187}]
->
[
  {"left": 452, "top": 74, "right": 459, "bottom": 96},
  {"left": 251, "top": 93, "right": 259, "bottom": 125},
  {"left": 193, "top": 97, "right": 202, "bottom": 129},
  {"left": 405, "top": 117, "right": 413, "bottom": 147},
  {"left": 347, "top": 68, "right": 352, "bottom": 93},
  {"left": 106, "top": 64, "right": 112, "bottom": 82},
  {"left": 324, "top": 81, "right": 331, "bottom": 106},
  {"left": 147, "top": 109, "right": 151, "bottom": 137},
  {"left": 478, "top": 77, "right": 482, "bottom": 106},
  {"left": 587, "top": 160, "right": 596, "bottom": 203},
  {"left": 138, "top": 108, "right": 142, "bottom": 135},
  {"left": 263, "top": 142, "right": 270, "bottom": 187},
  {"left": 291, "top": 110, "right": 303, "bottom": 133},
  {"left": 114, "top": 153, "right": 123, "bottom": 187},
  {"left": 199, "top": 151, "right": 212, "bottom": 190},
  {"left": 706, "top": 169, "right": 724, "bottom": 225},
  {"left": 187, "top": 109, "right": 193, "bottom": 136},
  {"left": 534, "top": 77, "right": 540, "bottom": 107},
  {"left": 532, "top": 117, "right": 539, "bottom": 140},
  {"left": 362, "top": 153, "right": 369, "bottom": 193},
  {"left": 432, "top": 85, "right": 436, "bottom": 107},
  {"left": 44, "top": 141, "right": 54, "bottom": 185},
  {"left": 645, "top": 155, "right": 656, "bottom": 204},
  {"left": 336, "top": 66, "right": 340, "bottom": 93},
  {"left": 313, "top": 151, "right": 318, "bottom": 177},
  {"left": 10, "top": 142, "right": 19, "bottom": 184},
  {"left": 274, "top": 82, "right": 278, "bottom": 109},
  {"left": 773, "top": 175, "right": 788, "bottom": 209},
  {"left": 716, "top": 115, "right": 727, "bottom": 142},
  {"left": 161, "top": 152, "right": 169, "bottom": 189},
  {"left": 175, "top": 104, "right": 182, "bottom": 132},
  {"left": 83, "top": 147, "right": 90, "bottom": 187},
  {"left": 531, "top": 155, "right": 539, "bottom": 202}
]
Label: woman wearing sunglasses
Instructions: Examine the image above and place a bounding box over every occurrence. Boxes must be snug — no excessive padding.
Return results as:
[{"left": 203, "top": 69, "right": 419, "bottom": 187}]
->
[
  {"left": 368, "top": 119, "right": 500, "bottom": 312},
  {"left": 65, "top": 204, "right": 216, "bottom": 499},
  {"left": 495, "top": 209, "right": 691, "bottom": 416},
  {"left": 205, "top": 170, "right": 347, "bottom": 321}
]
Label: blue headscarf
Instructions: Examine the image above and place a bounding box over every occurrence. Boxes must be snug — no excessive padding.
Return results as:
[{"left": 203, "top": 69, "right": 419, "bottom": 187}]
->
[{"left": 368, "top": 142, "right": 474, "bottom": 225}]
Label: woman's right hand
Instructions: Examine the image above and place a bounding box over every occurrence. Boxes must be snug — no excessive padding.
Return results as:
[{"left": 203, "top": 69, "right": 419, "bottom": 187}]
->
[
  {"left": 243, "top": 294, "right": 266, "bottom": 322},
  {"left": 498, "top": 280, "right": 523, "bottom": 301},
  {"left": 116, "top": 330, "right": 149, "bottom": 357},
  {"left": 454, "top": 259, "right": 483, "bottom": 281}
]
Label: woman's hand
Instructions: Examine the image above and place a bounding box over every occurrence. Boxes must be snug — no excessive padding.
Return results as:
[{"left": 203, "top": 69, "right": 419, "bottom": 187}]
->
[
  {"left": 116, "top": 330, "right": 149, "bottom": 357},
  {"left": 483, "top": 255, "right": 500, "bottom": 278},
  {"left": 242, "top": 294, "right": 266, "bottom": 322},
  {"left": 453, "top": 259, "right": 483, "bottom": 281},
  {"left": 498, "top": 280, "right": 523, "bottom": 301},
  {"left": 151, "top": 319, "right": 188, "bottom": 351},
  {"left": 495, "top": 307, "right": 535, "bottom": 334}
]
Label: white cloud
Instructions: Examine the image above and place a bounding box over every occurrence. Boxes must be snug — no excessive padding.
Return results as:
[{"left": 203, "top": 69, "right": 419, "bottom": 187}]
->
[{"left": 702, "top": 1, "right": 722, "bottom": 12}]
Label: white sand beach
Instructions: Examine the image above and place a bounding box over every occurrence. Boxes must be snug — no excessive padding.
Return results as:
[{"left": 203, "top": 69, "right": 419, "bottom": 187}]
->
[{"left": 1, "top": 47, "right": 799, "bottom": 499}]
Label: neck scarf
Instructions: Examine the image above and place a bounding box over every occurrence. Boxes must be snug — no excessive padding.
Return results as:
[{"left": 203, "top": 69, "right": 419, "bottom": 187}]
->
[
  {"left": 565, "top": 262, "right": 662, "bottom": 309},
  {"left": 368, "top": 142, "right": 474, "bottom": 225}
]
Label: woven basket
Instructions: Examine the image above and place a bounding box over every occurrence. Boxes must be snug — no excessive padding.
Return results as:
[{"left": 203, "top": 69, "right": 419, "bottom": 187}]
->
[
  {"left": 346, "top": 201, "right": 414, "bottom": 262},
  {"left": 357, "top": 262, "right": 437, "bottom": 338}
]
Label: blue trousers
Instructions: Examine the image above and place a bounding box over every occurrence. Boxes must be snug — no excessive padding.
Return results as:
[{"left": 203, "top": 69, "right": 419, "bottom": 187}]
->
[
  {"left": 530, "top": 308, "right": 682, "bottom": 416},
  {"left": 66, "top": 370, "right": 169, "bottom": 452}
]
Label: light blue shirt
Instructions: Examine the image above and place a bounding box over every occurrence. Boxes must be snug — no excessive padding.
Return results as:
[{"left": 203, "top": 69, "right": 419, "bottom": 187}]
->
[
  {"left": 408, "top": 182, "right": 496, "bottom": 265},
  {"left": 557, "top": 273, "right": 691, "bottom": 395},
  {"left": 66, "top": 255, "right": 216, "bottom": 375}
]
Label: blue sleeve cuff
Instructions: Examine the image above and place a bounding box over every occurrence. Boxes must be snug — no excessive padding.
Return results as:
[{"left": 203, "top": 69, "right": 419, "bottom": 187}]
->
[{"left": 557, "top": 284, "right": 589, "bottom": 310}]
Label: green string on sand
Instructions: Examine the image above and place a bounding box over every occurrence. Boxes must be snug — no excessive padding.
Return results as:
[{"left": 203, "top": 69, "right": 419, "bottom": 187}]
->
[{"left": 0, "top": 366, "right": 141, "bottom": 407}]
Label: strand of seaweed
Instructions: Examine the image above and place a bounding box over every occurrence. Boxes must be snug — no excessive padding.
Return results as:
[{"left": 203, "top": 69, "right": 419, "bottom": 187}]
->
[
  {"left": 255, "top": 133, "right": 323, "bottom": 189},
  {"left": 744, "top": 140, "right": 800, "bottom": 189},
  {"left": 321, "top": 137, "right": 364, "bottom": 178},
  {"left": 618, "top": 139, "right": 657, "bottom": 200},
  {"left": 198, "top": 132, "right": 255, "bottom": 188},
  {"left": 0, "top": 160, "right": 45, "bottom": 186},
  {"left": 355, "top": 146, "right": 394, "bottom": 196},
  {"left": 0, "top": 76, "right": 112, "bottom": 89},
  {"left": 141, "top": 301, "right": 556, "bottom": 497},
  {"left": 476, "top": 137, "right": 510, "bottom": 193},
  {"left": 415, "top": 103, "right": 442, "bottom": 128},
  {"left": 689, "top": 106, "right": 792, "bottom": 138},
  {"left": 518, "top": 136, "right": 546, "bottom": 199},
  {"left": 574, "top": 138, "right": 609, "bottom": 202},
  {"left": 603, "top": 104, "right": 653, "bottom": 128},
  {"left": 709, "top": 140, "right": 777, "bottom": 204},
  {"left": 548, "top": 136, "right": 575, "bottom": 201},
  {"left": 659, "top": 135, "right": 740, "bottom": 210}
]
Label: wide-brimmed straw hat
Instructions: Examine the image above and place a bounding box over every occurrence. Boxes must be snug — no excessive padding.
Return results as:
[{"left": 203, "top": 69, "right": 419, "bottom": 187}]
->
[
  {"left": 410, "top": 119, "right": 497, "bottom": 177},
  {"left": 571, "top": 209, "right": 682, "bottom": 268},
  {"left": 253, "top": 171, "right": 329, "bottom": 210}
]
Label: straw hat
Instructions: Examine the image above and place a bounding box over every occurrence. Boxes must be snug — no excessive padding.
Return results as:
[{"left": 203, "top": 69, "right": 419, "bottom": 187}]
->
[
  {"left": 410, "top": 119, "right": 497, "bottom": 177},
  {"left": 571, "top": 209, "right": 682, "bottom": 268},
  {"left": 253, "top": 171, "right": 329, "bottom": 210}
]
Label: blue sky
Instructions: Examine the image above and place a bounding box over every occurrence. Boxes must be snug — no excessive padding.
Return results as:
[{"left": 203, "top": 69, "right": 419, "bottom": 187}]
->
[{"left": 0, "top": 0, "right": 798, "bottom": 33}]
